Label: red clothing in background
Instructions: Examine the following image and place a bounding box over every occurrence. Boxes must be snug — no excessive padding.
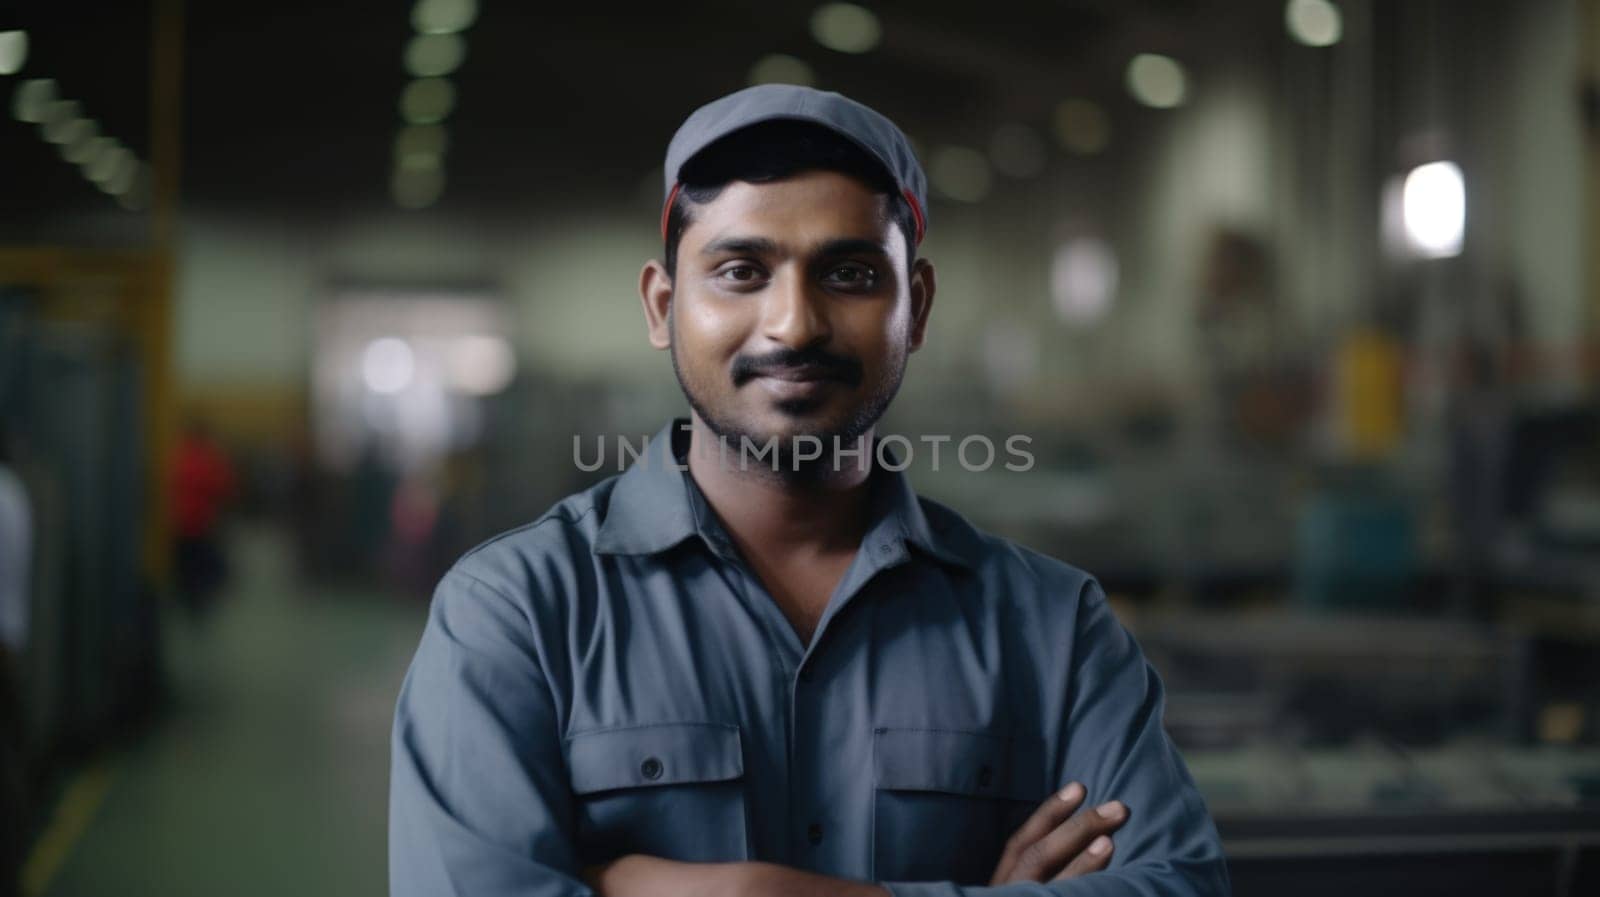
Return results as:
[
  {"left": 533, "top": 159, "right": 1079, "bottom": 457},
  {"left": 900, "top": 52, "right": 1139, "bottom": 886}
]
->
[{"left": 172, "top": 434, "right": 236, "bottom": 539}]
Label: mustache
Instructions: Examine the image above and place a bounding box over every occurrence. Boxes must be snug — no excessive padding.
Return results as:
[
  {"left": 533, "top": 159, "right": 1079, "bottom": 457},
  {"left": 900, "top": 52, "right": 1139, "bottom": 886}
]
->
[{"left": 731, "top": 347, "right": 863, "bottom": 387}]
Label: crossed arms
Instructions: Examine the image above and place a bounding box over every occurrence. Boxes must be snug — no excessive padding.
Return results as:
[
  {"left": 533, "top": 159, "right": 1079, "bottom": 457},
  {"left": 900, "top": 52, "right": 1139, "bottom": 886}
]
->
[
  {"left": 389, "top": 570, "right": 1230, "bottom": 897},
  {"left": 579, "top": 781, "right": 1132, "bottom": 897}
]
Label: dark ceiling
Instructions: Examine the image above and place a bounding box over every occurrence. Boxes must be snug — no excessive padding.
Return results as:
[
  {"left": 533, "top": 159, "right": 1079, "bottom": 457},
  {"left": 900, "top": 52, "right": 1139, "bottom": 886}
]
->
[{"left": 1, "top": 0, "right": 1286, "bottom": 243}]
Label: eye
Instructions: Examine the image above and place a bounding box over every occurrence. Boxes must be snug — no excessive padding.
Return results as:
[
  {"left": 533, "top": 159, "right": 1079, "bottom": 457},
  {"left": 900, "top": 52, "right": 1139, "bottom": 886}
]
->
[
  {"left": 824, "top": 262, "right": 878, "bottom": 290},
  {"left": 717, "top": 263, "right": 765, "bottom": 284}
]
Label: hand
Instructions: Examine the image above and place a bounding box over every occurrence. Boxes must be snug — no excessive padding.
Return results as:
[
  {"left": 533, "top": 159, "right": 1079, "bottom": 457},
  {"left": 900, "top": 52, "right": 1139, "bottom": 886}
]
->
[{"left": 988, "top": 782, "right": 1128, "bottom": 885}]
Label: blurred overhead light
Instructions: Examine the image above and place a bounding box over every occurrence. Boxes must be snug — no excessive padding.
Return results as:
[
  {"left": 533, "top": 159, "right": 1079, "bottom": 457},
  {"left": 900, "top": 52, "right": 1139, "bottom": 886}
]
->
[
  {"left": 988, "top": 123, "right": 1047, "bottom": 178},
  {"left": 810, "top": 3, "right": 881, "bottom": 54},
  {"left": 12, "top": 78, "right": 56, "bottom": 121},
  {"left": 1401, "top": 161, "right": 1465, "bottom": 259},
  {"left": 117, "top": 166, "right": 150, "bottom": 210},
  {"left": 86, "top": 144, "right": 130, "bottom": 184},
  {"left": 1286, "top": 0, "right": 1343, "bottom": 47},
  {"left": 395, "top": 124, "right": 448, "bottom": 168},
  {"left": 76, "top": 136, "right": 113, "bottom": 170},
  {"left": 1053, "top": 98, "right": 1110, "bottom": 155},
  {"left": 0, "top": 30, "right": 27, "bottom": 75},
  {"left": 363, "top": 338, "right": 417, "bottom": 394},
  {"left": 105, "top": 158, "right": 141, "bottom": 195},
  {"left": 396, "top": 151, "right": 441, "bottom": 172},
  {"left": 57, "top": 119, "right": 98, "bottom": 161},
  {"left": 412, "top": 0, "right": 478, "bottom": 35},
  {"left": 1051, "top": 237, "right": 1119, "bottom": 324},
  {"left": 748, "top": 53, "right": 815, "bottom": 88},
  {"left": 445, "top": 335, "right": 517, "bottom": 395},
  {"left": 1126, "top": 54, "right": 1187, "bottom": 109},
  {"left": 404, "top": 33, "right": 466, "bottom": 77},
  {"left": 393, "top": 167, "right": 445, "bottom": 209},
  {"left": 39, "top": 100, "right": 82, "bottom": 142},
  {"left": 400, "top": 77, "right": 456, "bottom": 124},
  {"left": 928, "top": 145, "right": 991, "bottom": 203}
]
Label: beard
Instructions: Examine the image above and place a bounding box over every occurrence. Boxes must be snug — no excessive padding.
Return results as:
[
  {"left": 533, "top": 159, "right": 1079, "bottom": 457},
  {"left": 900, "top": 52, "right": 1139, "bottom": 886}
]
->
[{"left": 668, "top": 311, "right": 905, "bottom": 479}]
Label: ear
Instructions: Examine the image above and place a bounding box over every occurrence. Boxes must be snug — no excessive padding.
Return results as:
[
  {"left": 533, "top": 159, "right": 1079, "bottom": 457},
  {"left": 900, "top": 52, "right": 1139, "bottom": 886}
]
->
[
  {"left": 907, "top": 257, "right": 936, "bottom": 353},
  {"left": 639, "top": 259, "right": 673, "bottom": 350}
]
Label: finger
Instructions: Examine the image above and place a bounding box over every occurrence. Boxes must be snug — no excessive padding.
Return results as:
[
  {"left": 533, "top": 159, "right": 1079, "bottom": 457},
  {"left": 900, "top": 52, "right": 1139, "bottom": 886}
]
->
[
  {"left": 1011, "top": 800, "right": 1128, "bottom": 882},
  {"left": 1052, "top": 834, "right": 1114, "bottom": 881},
  {"left": 992, "top": 783, "right": 1086, "bottom": 883},
  {"left": 1005, "top": 783, "right": 1086, "bottom": 857}
]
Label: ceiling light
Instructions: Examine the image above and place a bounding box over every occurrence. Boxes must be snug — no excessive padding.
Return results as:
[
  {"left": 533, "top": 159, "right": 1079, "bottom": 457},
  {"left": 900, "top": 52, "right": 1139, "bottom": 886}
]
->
[
  {"left": 1401, "top": 161, "right": 1465, "bottom": 258},
  {"left": 404, "top": 33, "right": 466, "bottom": 77},
  {"left": 87, "top": 144, "right": 130, "bottom": 183},
  {"left": 1286, "top": 0, "right": 1343, "bottom": 47},
  {"left": 105, "top": 159, "right": 140, "bottom": 195},
  {"left": 12, "top": 78, "right": 56, "bottom": 121},
  {"left": 412, "top": 0, "right": 478, "bottom": 35},
  {"left": 399, "top": 78, "right": 456, "bottom": 124},
  {"left": 393, "top": 168, "right": 445, "bottom": 209},
  {"left": 40, "top": 100, "right": 82, "bottom": 142},
  {"left": 0, "top": 30, "right": 28, "bottom": 75},
  {"left": 395, "top": 124, "right": 449, "bottom": 169},
  {"left": 1126, "top": 54, "right": 1187, "bottom": 109},
  {"left": 810, "top": 3, "right": 881, "bottom": 54},
  {"left": 748, "top": 54, "right": 815, "bottom": 88},
  {"left": 58, "top": 119, "right": 100, "bottom": 162}
]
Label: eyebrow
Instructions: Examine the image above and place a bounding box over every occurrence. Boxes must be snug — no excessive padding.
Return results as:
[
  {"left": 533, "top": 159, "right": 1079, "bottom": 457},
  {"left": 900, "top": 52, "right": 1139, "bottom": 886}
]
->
[
  {"left": 698, "top": 236, "right": 890, "bottom": 259},
  {"left": 700, "top": 236, "right": 779, "bottom": 257}
]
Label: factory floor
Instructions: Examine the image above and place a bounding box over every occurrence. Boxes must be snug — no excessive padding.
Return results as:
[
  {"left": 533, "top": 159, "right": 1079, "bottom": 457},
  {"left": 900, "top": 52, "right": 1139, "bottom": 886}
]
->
[{"left": 33, "top": 527, "right": 426, "bottom": 897}]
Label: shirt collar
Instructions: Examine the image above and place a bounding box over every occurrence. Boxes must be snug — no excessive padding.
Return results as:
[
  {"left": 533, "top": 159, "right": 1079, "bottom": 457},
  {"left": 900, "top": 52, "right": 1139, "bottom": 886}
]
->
[{"left": 593, "top": 417, "right": 973, "bottom": 571}]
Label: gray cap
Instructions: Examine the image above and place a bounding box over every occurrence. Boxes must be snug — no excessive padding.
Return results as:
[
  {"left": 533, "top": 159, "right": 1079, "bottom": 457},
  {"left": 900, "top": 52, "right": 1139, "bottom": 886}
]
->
[{"left": 660, "top": 84, "right": 928, "bottom": 244}]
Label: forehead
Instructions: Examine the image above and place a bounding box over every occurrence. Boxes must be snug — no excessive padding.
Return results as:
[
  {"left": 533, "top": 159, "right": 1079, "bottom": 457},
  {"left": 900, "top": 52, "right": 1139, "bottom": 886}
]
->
[{"left": 681, "top": 170, "right": 898, "bottom": 251}]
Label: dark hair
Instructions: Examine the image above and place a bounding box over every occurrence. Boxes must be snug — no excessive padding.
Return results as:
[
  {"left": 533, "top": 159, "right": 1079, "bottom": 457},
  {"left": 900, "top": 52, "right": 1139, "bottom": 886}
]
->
[{"left": 663, "top": 119, "right": 919, "bottom": 280}]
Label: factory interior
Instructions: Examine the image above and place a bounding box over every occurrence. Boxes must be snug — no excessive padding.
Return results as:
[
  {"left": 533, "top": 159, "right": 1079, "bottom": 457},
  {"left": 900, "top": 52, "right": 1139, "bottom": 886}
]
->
[{"left": 1, "top": 1, "right": 1599, "bottom": 895}]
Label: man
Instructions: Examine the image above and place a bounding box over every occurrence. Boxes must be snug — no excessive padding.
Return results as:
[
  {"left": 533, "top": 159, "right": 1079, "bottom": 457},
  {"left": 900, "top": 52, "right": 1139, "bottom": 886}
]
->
[
  {"left": 170, "top": 416, "right": 236, "bottom": 620},
  {"left": 390, "top": 85, "right": 1230, "bottom": 897}
]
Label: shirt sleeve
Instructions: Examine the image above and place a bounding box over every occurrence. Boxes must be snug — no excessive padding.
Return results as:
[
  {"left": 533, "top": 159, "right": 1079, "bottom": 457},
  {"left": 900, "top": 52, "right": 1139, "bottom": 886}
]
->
[
  {"left": 389, "top": 568, "right": 595, "bottom": 897},
  {"left": 879, "top": 579, "right": 1231, "bottom": 897}
]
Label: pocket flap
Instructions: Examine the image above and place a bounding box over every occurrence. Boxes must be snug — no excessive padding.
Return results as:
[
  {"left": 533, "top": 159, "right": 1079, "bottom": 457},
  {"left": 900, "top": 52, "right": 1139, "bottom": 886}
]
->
[
  {"left": 873, "top": 727, "right": 1044, "bottom": 801},
  {"left": 566, "top": 722, "right": 744, "bottom": 795}
]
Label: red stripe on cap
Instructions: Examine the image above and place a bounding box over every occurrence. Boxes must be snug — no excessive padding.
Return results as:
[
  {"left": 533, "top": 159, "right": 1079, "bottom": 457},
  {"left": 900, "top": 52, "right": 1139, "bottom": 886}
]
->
[
  {"left": 660, "top": 182, "right": 682, "bottom": 240},
  {"left": 902, "top": 187, "right": 926, "bottom": 244}
]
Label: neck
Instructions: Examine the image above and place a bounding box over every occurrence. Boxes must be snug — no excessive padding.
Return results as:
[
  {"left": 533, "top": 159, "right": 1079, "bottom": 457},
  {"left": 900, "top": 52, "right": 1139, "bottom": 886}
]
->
[{"left": 684, "top": 413, "right": 874, "bottom": 557}]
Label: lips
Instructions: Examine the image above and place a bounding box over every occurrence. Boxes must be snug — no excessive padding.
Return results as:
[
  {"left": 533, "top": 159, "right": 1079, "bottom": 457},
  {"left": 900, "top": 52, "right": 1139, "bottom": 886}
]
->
[{"left": 753, "top": 364, "right": 841, "bottom": 383}]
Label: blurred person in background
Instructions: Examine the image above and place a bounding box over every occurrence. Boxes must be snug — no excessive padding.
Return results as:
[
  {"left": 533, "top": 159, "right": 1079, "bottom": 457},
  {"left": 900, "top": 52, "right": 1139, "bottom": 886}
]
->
[
  {"left": 390, "top": 85, "right": 1228, "bottom": 897},
  {"left": 169, "top": 416, "right": 237, "bottom": 621}
]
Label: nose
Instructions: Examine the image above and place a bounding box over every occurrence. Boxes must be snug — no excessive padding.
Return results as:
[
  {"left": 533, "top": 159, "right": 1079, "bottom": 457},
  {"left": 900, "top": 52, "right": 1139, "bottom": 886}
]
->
[{"left": 760, "top": 267, "right": 831, "bottom": 349}]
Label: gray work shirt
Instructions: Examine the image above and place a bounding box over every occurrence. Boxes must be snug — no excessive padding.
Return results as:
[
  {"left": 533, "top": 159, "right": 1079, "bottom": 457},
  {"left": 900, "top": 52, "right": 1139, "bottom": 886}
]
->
[{"left": 390, "top": 418, "right": 1230, "bottom": 896}]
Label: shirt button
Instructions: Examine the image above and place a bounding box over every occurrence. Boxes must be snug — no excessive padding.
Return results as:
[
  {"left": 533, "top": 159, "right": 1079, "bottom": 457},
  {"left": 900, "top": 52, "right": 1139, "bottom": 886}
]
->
[
  {"left": 640, "top": 757, "right": 663, "bottom": 780},
  {"left": 978, "top": 765, "right": 994, "bottom": 788},
  {"left": 806, "top": 822, "right": 823, "bottom": 845}
]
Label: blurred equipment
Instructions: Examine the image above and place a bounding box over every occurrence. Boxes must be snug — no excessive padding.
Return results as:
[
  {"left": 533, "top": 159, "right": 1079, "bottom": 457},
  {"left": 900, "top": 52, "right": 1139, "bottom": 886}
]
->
[{"left": 1295, "top": 467, "right": 1418, "bottom": 610}]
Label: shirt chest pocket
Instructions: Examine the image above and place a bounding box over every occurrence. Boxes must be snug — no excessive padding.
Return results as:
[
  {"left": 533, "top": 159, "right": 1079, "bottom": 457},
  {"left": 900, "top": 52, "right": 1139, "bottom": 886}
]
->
[
  {"left": 565, "top": 722, "right": 750, "bottom": 866},
  {"left": 871, "top": 727, "right": 1046, "bottom": 885}
]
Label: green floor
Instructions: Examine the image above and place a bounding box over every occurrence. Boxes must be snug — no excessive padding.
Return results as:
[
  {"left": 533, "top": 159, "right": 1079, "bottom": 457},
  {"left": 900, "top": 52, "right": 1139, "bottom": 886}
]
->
[{"left": 39, "top": 527, "right": 427, "bottom": 897}]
